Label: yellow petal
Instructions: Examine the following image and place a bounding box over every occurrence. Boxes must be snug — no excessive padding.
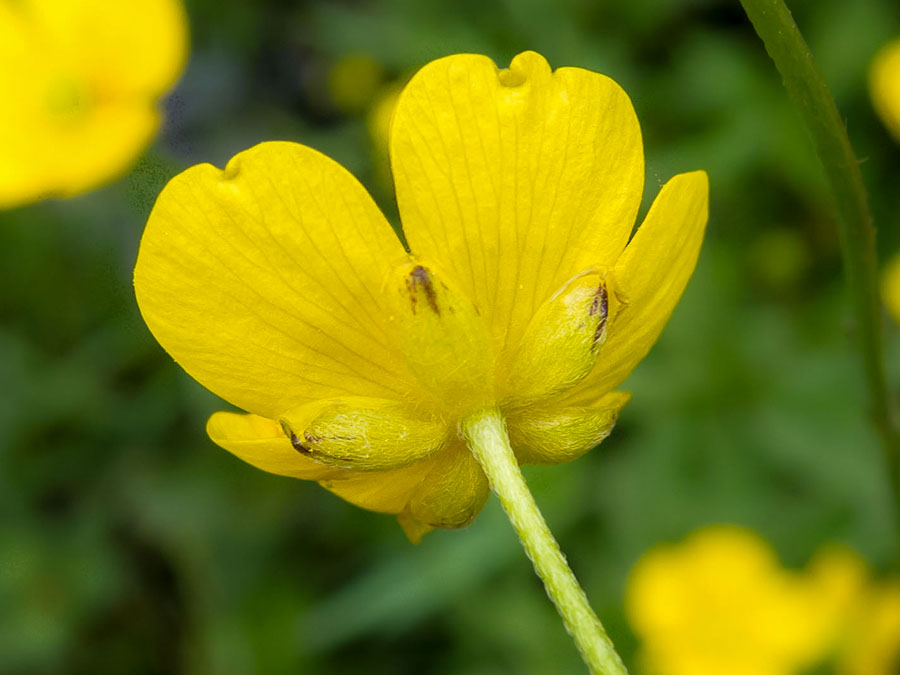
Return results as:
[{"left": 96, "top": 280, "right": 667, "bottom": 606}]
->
[
  {"left": 871, "top": 39, "right": 900, "bottom": 142},
  {"left": 278, "top": 397, "right": 449, "bottom": 471},
  {"left": 385, "top": 261, "right": 494, "bottom": 413},
  {"left": 564, "top": 170, "right": 709, "bottom": 401},
  {"left": 206, "top": 411, "right": 339, "bottom": 480},
  {"left": 506, "top": 391, "right": 630, "bottom": 465},
  {"left": 134, "top": 141, "right": 417, "bottom": 418},
  {"left": 390, "top": 51, "right": 644, "bottom": 357}
]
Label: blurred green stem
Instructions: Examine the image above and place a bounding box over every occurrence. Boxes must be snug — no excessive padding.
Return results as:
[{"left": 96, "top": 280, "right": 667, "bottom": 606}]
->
[
  {"left": 462, "top": 408, "right": 627, "bottom": 675},
  {"left": 739, "top": 0, "right": 900, "bottom": 527}
]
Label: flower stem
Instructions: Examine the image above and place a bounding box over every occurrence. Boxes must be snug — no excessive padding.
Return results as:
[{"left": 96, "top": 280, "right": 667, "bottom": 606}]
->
[
  {"left": 739, "top": 0, "right": 900, "bottom": 526},
  {"left": 461, "top": 408, "right": 627, "bottom": 675}
]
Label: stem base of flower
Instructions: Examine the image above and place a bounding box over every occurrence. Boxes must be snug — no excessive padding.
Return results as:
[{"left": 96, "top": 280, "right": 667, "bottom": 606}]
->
[{"left": 461, "top": 408, "right": 627, "bottom": 675}]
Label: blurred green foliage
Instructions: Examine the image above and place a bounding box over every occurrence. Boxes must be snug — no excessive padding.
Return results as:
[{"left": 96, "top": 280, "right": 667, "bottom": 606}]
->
[{"left": 3, "top": 0, "right": 900, "bottom": 673}]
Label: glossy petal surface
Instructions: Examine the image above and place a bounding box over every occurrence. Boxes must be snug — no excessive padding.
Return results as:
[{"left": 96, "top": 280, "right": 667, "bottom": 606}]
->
[
  {"left": 391, "top": 51, "right": 644, "bottom": 356},
  {"left": 135, "top": 142, "right": 417, "bottom": 418}
]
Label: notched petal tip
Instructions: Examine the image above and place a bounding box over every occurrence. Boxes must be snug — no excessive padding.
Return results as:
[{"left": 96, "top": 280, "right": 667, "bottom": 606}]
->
[
  {"left": 134, "top": 139, "right": 413, "bottom": 419},
  {"left": 221, "top": 154, "right": 242, "bottom": 181},
  {"left": 498, "top": 51, "right": 551, "bottom": 87},
  {"left": 390, "top": 50, "right": 646, "bottom": 361},
  {"left": 218, "top": 141, "right": 309, "bottom": 182}
]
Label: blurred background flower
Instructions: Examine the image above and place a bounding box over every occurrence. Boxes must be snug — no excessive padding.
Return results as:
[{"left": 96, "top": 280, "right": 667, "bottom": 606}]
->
[
  {"left": 873, "top": 36, "right": 900, "bottom": 326},
  {"left": 626, "top": 526, "right": 900, "bottom": 675},
  {"left": 870, "top": 37, "right": 900, "bottom": 142},
  {"left": 0, "top": 0, "right": 188, "bottom": 208},
  {"left": 807, "top": 546, "right": 900, "bottom": 674},
  {"left": 882, "top": 252, "right": 900, "bottom": 323},
  {"left": 3, "top": 0, "right": 900, "bottom": 673}
]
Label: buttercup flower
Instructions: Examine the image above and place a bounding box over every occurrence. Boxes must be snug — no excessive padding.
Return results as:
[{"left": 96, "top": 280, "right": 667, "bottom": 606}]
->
[
  {"left": 0, "top": 0, "right": 188, "bottom": 208},
  {"left": 870, "top": 38, "right": 900, "bottom": 141},
  {"left": 627, "top": 526, "right": 900, "bottom": 675},
  {"left": 134, "top": 51, "right": 708, "bottom": 542},
  {"left": 626, "top": 526, "right": 828, "bottom": 675}
]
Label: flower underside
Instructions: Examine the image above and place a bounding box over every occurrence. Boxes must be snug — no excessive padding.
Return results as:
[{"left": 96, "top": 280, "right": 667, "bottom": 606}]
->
[{"left": 134, "top": 51, "right": 709, "bottom": 541}]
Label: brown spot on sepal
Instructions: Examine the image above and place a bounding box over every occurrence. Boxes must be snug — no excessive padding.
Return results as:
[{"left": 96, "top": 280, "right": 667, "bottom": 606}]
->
[
  {"left": 590, "top": 285, "right": 609, "bottom": 350},
  {"left": 407, "top": 265, "right": 441, "bottom": 315},
  {"left": 289, "top": 431, "right": 357, "bottom": 466},
  {"left": 289, "top": 432, "right": 313, "bottom": 455}
]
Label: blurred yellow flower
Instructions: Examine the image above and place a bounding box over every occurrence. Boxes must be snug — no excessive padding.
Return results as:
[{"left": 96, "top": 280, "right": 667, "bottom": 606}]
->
[
  {"left": 0, "top": 0, "right": 188, "bottom": 208},
  {"left": 134, "top": 51, "right": 708, "bottom": 541},
  {"left": 881, "top": 252, "right": 900, "bottom": 323},
  {"left": 807, "top": 546, "right": 900, "bottom": 675},
  {"left": 626, "top": 526, "right": 827, "bottom": 675},
  {"left": 870, "top": 38, "right": 900, "bottom": 141},
  {"left": 628, "top": 526, "right": 900, "bottom": 675},
  {"left": 366, "top": 79, "right": 403, "bottom": 189},
  {"left": 328, "top": 53, "right": 386, "bottom": 114},
  {"left": 367, "top": 82, "right": 401, "bottom": 152}
]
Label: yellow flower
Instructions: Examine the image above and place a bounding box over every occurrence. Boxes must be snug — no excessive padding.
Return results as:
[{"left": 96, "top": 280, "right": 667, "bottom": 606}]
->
[
  {"left": 328, "top": 53, "right": 386, "bottom": 115},
  {"left": 871, "top": 38, "right": 900, "bottom": 141},
  {"left": 807, "top": 546, "right": 900, "bottom": 675},
  {"left": 626, "top": 526, "right": 830, "bottom": 675},
  {"left": 628, "top": 527, "right": 900, "bottom": 675},
  {"left": 366, "top": 79, "right": 404, "bottom": 190},
  {"left": 0, "top": 0, "right": 188, "bottom": 208},
  {"left": 134, "top": 51, "right": 708, "bottom": 541},
  {"left": 881, "top": 251, "right": 900, "bottom": 323}
]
